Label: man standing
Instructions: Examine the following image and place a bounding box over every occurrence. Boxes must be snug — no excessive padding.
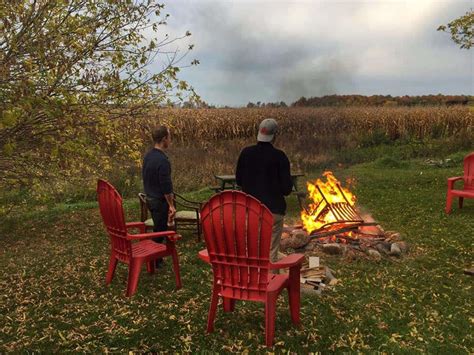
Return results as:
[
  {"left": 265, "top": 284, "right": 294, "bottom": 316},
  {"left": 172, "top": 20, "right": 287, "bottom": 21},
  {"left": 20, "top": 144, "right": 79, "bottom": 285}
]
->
[
  {"left": 142, "top": 126, "right": 176, "bottom": 251},
  {"left": 236, "top": 118, "right": 293, "bottom": 263}
]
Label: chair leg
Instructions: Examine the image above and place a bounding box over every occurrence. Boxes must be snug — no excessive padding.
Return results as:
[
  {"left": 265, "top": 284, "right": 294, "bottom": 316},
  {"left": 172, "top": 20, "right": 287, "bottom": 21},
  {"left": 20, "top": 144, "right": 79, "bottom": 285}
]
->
[
  {"left": 207, "top": 283, "right": 219, "bottom": 333},
  {"left": 223, "top": 298, "right": 235, "bottom": 312},
  {"left": 171, "top": 248, "right": 182, "bottom": 289},
  {"left": 459, "top": 197, "right": 464, "bottom": 209},
  {"left": 106, "top": 255, "right": 118, "bottom": 285},
  {"left": 288, "top": 272, "right": 301, "bottom": 326},
  {"left": 265, "top": 294, "right": 277, "bottom": 347},
  {"left": 126, "top": 259, "right": 142, "bottom": 297},
  {"left": 146, "top": 261, "right": 155, "bottom": 274},
  {"left": 197, "top": 222, "right": 202, "bottom": 242},
  {"left": 445, "top": 191, "right": 453, "bottom": 214}
]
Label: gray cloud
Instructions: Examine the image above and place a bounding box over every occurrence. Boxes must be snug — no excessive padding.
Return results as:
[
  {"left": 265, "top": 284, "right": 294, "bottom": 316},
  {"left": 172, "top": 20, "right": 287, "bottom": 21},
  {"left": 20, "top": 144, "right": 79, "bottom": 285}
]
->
[
  {"left": 160, "top": 0, "right": 473, "bottom": 106},
  {"left": 277, "top": 55, "right": 356, "bottom": 101}
]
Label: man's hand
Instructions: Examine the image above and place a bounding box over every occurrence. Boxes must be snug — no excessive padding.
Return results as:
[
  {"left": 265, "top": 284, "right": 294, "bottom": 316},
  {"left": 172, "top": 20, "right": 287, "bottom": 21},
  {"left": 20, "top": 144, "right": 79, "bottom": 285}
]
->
[
  {"left": 168, "top": 205, "right": 176, "bottom": 228},
  {"left": 164, "top": 193, "right": 176, "bottom": 219},
  {"left": 168, "top": 205, "right": 176, "bottom": 219}
]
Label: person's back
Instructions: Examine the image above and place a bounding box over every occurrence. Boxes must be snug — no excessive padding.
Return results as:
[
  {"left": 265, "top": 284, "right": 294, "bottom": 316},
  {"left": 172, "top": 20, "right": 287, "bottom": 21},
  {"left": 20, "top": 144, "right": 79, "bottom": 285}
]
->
[
  {"left": 236, "top": 142, "right": 292, "bottom": 215},
  {"left": 235, "top": 118, "right": 293, "bottom": 263}
]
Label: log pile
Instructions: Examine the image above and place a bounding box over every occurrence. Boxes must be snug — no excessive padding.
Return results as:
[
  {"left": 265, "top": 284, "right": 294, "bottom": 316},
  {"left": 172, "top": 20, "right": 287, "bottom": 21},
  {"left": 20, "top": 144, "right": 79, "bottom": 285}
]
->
[{"left": 297, "top": 257, "right": 338, "bottom": 295}]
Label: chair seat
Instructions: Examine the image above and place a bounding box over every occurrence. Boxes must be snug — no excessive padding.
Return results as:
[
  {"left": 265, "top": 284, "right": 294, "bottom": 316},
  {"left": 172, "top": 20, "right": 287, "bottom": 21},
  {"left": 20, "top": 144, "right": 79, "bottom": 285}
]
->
[
  {"left": 144, "top": 211, "right": 199, "bottom": 226},
  {"left": 132, "top": 240, "right": 167, "bottom": 258},
  {"left": 451, "top": 189, "right": 474, "bottom": 197},
  {"left": 175, "top": 210, "right": 199, "bottom": 220},
  {"left": 144, "top": 218, "right": 154, "bottom": 227}
]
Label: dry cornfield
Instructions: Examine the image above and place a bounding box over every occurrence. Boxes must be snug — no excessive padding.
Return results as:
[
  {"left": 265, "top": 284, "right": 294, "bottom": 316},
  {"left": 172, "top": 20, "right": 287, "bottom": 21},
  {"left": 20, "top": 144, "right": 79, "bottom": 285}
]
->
[
  {"left": 127, "top": 106, "right": 473, "bottom": 192},
  {"left": 140, "top": 106, "right": 473, "bottom": 142}
]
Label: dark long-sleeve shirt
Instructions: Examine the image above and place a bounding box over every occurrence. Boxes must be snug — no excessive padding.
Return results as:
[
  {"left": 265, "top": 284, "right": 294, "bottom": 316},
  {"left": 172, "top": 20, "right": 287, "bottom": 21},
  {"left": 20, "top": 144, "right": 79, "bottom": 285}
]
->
[
  {"left": 142, "top": 148, "right": 173, "bottom": 199},
  {"left": 236, "top": 142, "right": 293, "bottom": 214}
]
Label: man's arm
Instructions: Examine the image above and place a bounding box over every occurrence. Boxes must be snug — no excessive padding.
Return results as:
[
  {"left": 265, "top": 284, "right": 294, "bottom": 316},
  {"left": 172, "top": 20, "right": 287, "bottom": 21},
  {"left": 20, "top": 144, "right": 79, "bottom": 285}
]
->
[
  {"left": 235, "top": 149, "right": 246, "bottom": 187},
  {"left": 279, "top": 153, "right": 293, "bottom": 196},
  {"left": 159, "top": 159, "right": 176, "bottom": 217}
]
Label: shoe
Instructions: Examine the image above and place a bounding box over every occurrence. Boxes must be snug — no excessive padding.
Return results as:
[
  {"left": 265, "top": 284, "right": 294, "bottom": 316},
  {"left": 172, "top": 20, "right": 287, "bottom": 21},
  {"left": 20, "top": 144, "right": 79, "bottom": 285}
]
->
[{"left": 155, "top": 258, "right": 164, "bottom": 268}]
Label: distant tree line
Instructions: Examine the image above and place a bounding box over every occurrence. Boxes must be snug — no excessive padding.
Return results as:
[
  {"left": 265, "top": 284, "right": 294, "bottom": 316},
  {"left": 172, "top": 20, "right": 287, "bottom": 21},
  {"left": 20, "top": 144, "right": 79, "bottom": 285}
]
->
[
  {"left": 247, "top": 101, "right": 288, "bottom": 108},
  {"left": 291, "top": 95, "right": 473, "bottom": 107},
  {"left": 177, "top": 95, "right": 473, "bottom": 109}
]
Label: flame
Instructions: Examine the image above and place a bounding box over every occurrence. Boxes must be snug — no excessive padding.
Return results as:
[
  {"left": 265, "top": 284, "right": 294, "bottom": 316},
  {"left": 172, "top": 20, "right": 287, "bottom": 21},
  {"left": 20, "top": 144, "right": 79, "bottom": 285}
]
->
[{"left": 301, "top": 171, "right": 356, "bottom": 234}]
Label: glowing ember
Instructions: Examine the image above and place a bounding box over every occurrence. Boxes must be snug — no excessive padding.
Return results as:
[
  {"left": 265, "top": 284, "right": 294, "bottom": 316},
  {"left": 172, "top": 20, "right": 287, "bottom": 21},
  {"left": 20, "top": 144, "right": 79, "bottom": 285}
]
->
[{"left": 301, "top": 171, "right": 357, "bottom": 234}]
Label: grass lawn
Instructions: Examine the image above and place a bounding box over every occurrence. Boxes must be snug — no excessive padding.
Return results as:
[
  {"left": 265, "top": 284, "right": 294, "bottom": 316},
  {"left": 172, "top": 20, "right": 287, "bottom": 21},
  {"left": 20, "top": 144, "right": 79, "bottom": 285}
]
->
[{"left": 1, "top": 158, "right": 473, "bottom": 352}]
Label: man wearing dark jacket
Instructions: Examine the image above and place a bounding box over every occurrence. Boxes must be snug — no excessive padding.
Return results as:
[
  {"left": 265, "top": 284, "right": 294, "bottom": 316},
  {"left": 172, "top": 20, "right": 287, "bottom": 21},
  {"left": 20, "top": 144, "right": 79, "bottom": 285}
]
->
[
  {"left": 236, "top": 118, "right": 293, "bottom": 263},
  {"left": 142, "top": 126, "right": 176, "bottom": 251}
]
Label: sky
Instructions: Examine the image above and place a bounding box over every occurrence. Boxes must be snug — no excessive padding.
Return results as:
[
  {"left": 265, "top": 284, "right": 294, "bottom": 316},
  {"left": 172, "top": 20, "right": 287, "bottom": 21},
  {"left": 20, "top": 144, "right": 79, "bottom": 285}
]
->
[{"left": 151, "top": 0, "right": 473, "bottom": 106}]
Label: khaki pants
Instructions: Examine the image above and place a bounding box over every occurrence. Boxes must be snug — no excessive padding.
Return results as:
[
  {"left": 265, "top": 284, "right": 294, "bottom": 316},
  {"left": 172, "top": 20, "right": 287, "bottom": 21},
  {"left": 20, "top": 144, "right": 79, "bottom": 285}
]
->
[{"left": 270, "top": 213, "right": 284, "bottom": 263}]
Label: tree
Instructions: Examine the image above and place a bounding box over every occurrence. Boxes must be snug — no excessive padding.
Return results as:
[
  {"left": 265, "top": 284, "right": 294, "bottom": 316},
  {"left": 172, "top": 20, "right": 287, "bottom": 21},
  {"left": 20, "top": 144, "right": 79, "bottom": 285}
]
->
[
  {"left": 0, "top": 0, "right": 198, "bottom": 196},
  {"left": 438, "top": 10, "right": 474, "bottom": 49}
]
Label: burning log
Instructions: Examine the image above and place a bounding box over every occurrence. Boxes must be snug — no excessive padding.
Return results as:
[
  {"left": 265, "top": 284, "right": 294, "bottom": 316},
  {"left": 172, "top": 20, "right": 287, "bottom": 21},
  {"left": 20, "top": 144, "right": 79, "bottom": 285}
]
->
[
  {"left": 301, "top": 171, "right": 363, "bottom": 235},
  {"left": 299, "top": 171, "right": 390, "bottom": 243}
]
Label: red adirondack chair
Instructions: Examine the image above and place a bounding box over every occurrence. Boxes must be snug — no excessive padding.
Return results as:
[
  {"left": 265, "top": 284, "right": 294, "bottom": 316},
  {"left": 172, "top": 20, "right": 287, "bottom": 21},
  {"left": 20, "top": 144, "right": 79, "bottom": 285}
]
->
[
  {"left": 446, "top": 152, "right": 474, "bottom": 214},
  {"left": 97, "top": 179, "right": 182, "bottom": 296},
  {"left": 198, "top": 191, "right": 304, "bottom": 347}
]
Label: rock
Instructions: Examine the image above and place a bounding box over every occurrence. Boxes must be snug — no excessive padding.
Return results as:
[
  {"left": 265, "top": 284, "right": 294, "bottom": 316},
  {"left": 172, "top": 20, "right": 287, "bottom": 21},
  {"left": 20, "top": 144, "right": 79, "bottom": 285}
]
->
[
  {"left": 394, "top": 241, "right": 408, "bottom": 254},
  {"left": 305, "top": 241, "right": 316, "bottom": 251},
  {"left": 367, "top": 249, "right": 382, "bottom": 260},
  {"left": 324, "top": 266, "right": 336, "bottom": 281},
  {"left": 375, "top": 242, "right": 391, "bottom": 254},
  {"left": 344, "top": 249, "right": 358, "bottom": 261},
  {"left": 389, "top": 243, "right": 402, "bottom": 257},
  {"left": 281, "top": 232, "right": 291, "bottom": 240},
  {"left": 279, "top": 238, "right": 290, "bottom": 250},
  {"left": 301, "top": 284, "right": 322, "bottom": 296},
  {"left": 464, "top": 268, "right": 474, "bottom": 276},
  {"left": 359, "top": 225, "right": 384, "bottom": 236},
  {"left": 280, "top": 230, "right": 310, "bottom": 250},
  {"left": 322, "top": 243, "right": 343, "bottom": 255},
  {"left": 385, "top": 231, "right": 401, "bottom": 241}
]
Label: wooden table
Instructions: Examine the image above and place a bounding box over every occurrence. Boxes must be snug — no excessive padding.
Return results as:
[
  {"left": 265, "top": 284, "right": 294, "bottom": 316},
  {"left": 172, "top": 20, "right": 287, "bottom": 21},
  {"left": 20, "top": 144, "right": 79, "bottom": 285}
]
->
[
  {"left": 214, "top": 175, "right": 238, "bottom": 191},
  {"left": 213, "top": 173, "right": 305, "bottom": 192}
]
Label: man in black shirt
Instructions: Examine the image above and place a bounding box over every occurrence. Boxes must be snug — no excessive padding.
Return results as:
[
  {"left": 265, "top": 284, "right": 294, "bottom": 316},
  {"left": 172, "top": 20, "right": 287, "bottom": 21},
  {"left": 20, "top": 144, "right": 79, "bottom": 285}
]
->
[
  {"left": 236, "top": 118, "right": 293, "bottom": 263},
  {"left": 142, "top": 126, "right": 176, "bottom": 251}
]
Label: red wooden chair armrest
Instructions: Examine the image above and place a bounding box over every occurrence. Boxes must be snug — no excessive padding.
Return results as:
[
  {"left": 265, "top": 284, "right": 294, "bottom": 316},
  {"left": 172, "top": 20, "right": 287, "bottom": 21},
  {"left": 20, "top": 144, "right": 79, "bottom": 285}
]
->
[
  {"left": 198, "top": 249, "right": 210, "bottom": 264},
  {"left": 269, "top": 254, "right": 305, "bottom": 270},
  {"left": 126, "top": 221, "right": 145, "bottom": 228},
  {"left": 447, "top": 176, "right": 463, "bottom": 189},
  {"left": 127, "top": 230, "right": 179, "bottom": 242}
]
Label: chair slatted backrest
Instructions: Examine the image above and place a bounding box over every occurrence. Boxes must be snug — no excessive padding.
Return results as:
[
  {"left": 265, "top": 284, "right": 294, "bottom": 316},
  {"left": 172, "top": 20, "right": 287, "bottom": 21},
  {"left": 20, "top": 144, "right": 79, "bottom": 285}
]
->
[
  {"left": 201, "top": 191, "right": 274, "bottom": 301},
  {"left": 97, "top": 179, "right": 132, "bottom": 262},
  {"left": 464, "top": 153, "right": 474, "bottom": 190}
]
